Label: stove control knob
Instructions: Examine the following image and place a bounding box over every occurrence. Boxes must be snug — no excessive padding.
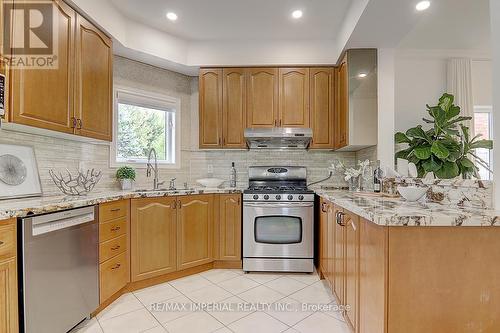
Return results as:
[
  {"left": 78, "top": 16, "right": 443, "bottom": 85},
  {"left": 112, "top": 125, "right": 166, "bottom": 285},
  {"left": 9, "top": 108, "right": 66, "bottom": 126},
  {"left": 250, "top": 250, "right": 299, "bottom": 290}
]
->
[
  {"left": 264, "top": 195, "right": 270, "bottom": 200},
  {"left": 253, "top": 195, "right": 259, "bottom": 200},
  {"left": 275, "top": 195, "right": 281, "bottom": 200},
  {"left": 298, "top": 195, "right": 304, "bottom": 201},
  {"left": 288, "top": 195, "right": 293, "bottom": 201}
]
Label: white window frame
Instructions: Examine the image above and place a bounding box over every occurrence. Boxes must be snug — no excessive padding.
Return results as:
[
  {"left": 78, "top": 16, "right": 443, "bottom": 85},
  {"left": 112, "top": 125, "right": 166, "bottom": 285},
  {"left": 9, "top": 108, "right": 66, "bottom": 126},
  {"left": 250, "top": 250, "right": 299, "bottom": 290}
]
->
[
  {"left": 473, "top": 105, "right": 493, "bottom": 180},
  {"left": 110, "top": 85, "right": 181, "bottom": 169}
]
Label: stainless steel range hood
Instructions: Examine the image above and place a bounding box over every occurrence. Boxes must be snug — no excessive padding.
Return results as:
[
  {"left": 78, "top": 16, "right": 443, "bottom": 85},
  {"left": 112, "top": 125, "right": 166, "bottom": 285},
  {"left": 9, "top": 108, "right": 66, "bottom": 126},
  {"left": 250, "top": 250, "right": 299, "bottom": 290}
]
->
[{"left": 244, "top": 128, "right": 313, "bottom": 149}]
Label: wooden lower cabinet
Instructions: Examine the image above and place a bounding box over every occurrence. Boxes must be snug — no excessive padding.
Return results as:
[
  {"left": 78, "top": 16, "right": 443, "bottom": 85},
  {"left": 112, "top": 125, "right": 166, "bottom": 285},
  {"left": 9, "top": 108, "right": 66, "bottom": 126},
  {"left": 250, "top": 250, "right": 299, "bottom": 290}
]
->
[
  {"left": 333, "top": 205, "right": 345, "bottom": 305},
  {"left": 177, "top": 195, "right": 214, "bottom": 270},
  {"left": 318, "top": 199, "right": 328, "bottom": 277},
  {"left": 218, "top": 194, "right": 242, "bottom": 261},
  {"left": 131, "top": 197, "right": 177, "bottom": 281},
  {"left": 100, "top": 252, "right": 128, "bottom": 302},
  {"left": 318, "top": 200, "right": 500, "bottom": 333},
  {"left": 0, "top": 219, "right": 18, "bottom": 333},
  {"left": 344, "top": 211, "right": 360, "bottom": 332}
]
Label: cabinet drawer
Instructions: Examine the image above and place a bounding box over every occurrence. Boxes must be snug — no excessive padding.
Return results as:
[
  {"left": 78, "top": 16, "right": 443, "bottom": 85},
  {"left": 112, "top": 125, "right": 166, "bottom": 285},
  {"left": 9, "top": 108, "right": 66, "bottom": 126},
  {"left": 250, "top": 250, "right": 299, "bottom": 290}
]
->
[
  {"left": 100, "top": 200, "right": 128, "bottom": 222},
  {"left": 100, "top": 235, "right": 127, "bottom": 263},
  {"left": 99, "top": 252, "right": 128, "bottom": 303},
  {"left": 99, "top": 218, "right": 126, "bottom": 242},
  {"left": 0, "top": 223, "right": 16, "bottom": 260}
]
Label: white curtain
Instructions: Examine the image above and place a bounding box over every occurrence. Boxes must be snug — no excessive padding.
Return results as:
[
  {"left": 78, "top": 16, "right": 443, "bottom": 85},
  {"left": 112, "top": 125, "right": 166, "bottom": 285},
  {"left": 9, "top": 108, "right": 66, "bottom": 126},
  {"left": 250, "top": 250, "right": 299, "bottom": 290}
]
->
[{"left": 447, "top": 58, "right": 474, "bottom": 135}]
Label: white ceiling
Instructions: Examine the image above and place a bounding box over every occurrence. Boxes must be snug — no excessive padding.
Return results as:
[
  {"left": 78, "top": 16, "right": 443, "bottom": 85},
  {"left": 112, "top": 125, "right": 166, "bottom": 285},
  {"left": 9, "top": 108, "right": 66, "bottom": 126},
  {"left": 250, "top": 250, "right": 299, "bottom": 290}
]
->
[
  {"left": 397, "top": 0, "right": 490, "bottom": 50},
  {"left": 109, "top": 0, "right": 351, "bottom": 42}
]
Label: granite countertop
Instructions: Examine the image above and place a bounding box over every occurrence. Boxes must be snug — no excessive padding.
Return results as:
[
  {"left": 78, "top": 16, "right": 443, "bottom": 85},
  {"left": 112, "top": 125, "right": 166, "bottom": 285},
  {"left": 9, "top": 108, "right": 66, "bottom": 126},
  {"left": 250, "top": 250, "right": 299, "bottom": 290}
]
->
[
  {"left": 314, "top": 189, "right": 500, "bottom": 227},
  {"left": 0, "top": 188, "right": 243, "bottom": 219},
  {"left": 2, "top": 187, "right": 499, "bottom": 227}
]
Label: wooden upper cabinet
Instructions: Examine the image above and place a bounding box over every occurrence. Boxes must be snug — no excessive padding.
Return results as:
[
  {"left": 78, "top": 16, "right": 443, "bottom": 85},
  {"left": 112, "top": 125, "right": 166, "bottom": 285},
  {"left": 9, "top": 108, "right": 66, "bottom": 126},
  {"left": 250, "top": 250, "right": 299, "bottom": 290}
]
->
[
  {"left": 9, "top": 0, "right": 76, "bottom": 133},
  {"left": 177, "top": 195, "right": 214, "bottom": 270},
  {"left": 219, "top": 194, "right": 241, "bottom": 261},
  {"left": 130, "top": 198, "right": 177, "bottom": 282},
  {"left": 75, "top": 14, "right": 113, "bottom": 141},
  {"left": 310, "top": 68, "right": 335, "bottom": 148},
  {"left": 336, "top": 59, "right": 349, "bottom": 149},
  {"left": 223, "top": 68, "right": 246, "bottom": 148},
  {"left": 246, "top": 68, "right": 279, "bottom": 128},
  {"left": 199, "top": 69, "right": 223, "bottom": 148},
  {"left": 279, "top": 68, "right": 309, "bottom": 128}
]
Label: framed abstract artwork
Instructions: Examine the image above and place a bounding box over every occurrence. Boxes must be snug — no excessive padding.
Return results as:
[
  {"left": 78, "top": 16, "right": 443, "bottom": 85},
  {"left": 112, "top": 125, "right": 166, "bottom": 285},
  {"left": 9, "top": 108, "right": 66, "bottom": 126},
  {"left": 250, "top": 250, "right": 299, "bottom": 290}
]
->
[{"left": 0, "top": 144, "right": 42, "bottom": 199}]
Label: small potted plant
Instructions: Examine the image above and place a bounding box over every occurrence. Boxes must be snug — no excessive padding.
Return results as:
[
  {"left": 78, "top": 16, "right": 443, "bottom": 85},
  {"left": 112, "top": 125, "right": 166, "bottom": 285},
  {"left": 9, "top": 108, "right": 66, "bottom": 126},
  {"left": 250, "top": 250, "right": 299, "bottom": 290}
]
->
[{"left": 116, "top": 166, "right": 136, "bottom": 190}]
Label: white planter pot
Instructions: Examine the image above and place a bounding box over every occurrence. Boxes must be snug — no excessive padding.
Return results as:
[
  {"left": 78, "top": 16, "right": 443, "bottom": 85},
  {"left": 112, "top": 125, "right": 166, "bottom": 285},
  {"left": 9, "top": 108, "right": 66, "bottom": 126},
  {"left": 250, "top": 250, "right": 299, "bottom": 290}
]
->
[{"left": 120, "top": 179, "right": 133, "bottom": 191}]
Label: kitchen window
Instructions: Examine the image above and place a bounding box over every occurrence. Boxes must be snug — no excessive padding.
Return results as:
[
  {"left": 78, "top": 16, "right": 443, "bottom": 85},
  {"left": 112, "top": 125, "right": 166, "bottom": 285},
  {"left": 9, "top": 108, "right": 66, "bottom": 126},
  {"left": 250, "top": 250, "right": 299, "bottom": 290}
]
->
[
  {"left": 474, "top": 106, "right": 493, "bottom": 180},
  {"left": 111, "top": 87, "right": 180, "bottom": 168}
]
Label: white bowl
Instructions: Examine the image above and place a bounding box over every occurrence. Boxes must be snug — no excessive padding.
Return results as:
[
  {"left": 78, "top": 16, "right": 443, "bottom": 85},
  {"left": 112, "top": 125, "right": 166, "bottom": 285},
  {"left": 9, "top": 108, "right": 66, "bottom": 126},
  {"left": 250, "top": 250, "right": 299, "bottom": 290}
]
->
[
  {"left": 196, "top": 178, "right": 225, "bottom": 188},
  {"left": 397, "top": 186, "right": 427, "bottom": 202}
]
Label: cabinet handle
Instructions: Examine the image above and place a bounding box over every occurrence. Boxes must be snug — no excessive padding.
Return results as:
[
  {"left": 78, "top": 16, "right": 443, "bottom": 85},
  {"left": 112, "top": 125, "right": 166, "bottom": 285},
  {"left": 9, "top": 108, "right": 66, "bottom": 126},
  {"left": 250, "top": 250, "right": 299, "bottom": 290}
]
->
[
  {"left": 173, "top": 200, "right": 177, "bottom": 209},
  {"left": 70, "top": 117, "right": 77, "bottom": 128},
  {"left": 279, "top": 119, "right": 282, "bottom": 127},
  {"left": 76, "top": 119, "right": 83, "bottom": 129},
  {"left": 0, "top": 241, "right": 3, "bottom": 246},
  {"left": 111, "top": 263, "right": 121, "bottom": 270},
  {"left": 178, "top": 200, "right": 182, "bottom": 209},
  {"left": 110, "top": 208, "right": 121, "bottom": 212},
  {"left": 337, "top": 212, "right": 346, "bottom": 226},
  {"left": 111, "top": 245, "right": 121, "bottom": 251},
  {"left": 321, "top": 203, "right": 326, "bottom": 212},
  {"left": 110, "top": 226, "right": 121, "bottom": 232}
]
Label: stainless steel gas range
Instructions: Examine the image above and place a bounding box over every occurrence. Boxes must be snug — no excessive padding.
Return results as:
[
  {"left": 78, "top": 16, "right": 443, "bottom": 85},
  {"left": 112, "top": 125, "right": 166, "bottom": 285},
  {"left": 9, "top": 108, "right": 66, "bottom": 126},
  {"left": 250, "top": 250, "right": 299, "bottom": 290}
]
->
[{"left": 243, "top": 166, "right": 314, "bottom": 273}]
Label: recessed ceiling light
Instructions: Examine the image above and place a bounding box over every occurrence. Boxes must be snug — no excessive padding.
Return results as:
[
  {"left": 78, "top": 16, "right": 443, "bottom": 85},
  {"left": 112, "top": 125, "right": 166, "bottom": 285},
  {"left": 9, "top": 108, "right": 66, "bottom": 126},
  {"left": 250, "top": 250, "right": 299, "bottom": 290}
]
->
[
  {"left": 292, "top": 10, "right": 303, "bottom": 19},
  {"left": 415, "top": 1, "right": 430, "bottom": 11},
  {"left": 166, "top": 12, "right": 178, "bottom": 21},
  {"left": 358, "top": 73, "right": 368, "bottom": 78}
]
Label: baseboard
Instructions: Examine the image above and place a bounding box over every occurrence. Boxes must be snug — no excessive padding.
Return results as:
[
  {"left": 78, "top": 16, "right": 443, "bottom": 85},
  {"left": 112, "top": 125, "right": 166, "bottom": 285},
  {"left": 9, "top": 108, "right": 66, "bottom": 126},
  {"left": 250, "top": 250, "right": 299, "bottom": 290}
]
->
[
  {"left": 213, "top": 260, "right": 242, "bottom": 269},
  {"left": 127, "top": 262, "right": 214, "bottom": 292}
]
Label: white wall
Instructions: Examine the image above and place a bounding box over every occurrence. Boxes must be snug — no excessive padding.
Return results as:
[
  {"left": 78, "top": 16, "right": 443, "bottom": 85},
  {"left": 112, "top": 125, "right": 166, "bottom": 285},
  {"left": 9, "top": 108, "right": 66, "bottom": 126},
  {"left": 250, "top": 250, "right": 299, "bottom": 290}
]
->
[
  {"left": 394, "top": 53, "right": 448, "bottom": 132},
  {"left": 394, "top": 51, "right": 492, "bottom": 133},
  {"left": 471, "top": 60, "right": 493, "bottom": 105},
  {"left": 377, "top": 49, "right": 395, "bottom": 168},
  {"left": 490, "top": 0, "right": 500, "bottom": 209}
]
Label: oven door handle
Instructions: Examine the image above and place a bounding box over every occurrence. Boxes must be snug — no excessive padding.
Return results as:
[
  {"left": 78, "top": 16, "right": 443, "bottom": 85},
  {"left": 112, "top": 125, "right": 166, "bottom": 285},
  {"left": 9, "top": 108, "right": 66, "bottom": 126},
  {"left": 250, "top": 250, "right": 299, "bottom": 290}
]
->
[{"left": 243, "top": 202, "right": 314, "bottom": 208}]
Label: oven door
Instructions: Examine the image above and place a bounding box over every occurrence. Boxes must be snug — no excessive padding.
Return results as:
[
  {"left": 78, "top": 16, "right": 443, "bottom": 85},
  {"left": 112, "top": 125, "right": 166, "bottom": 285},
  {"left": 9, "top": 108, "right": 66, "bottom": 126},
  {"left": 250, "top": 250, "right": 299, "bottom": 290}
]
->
[{"left": 243, "top": 202, "right": 313, "bottom": 258}]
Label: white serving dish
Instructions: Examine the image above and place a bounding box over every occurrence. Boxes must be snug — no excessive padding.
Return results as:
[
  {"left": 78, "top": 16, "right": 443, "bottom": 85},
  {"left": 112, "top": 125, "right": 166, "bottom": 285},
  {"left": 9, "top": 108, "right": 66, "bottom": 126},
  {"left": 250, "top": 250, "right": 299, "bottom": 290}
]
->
[
  {"left": 397, "top": 185, "right": 428, "bottom": 202},
  {"left": 196, "top": 178, "right": 225, "bottom": 188}
]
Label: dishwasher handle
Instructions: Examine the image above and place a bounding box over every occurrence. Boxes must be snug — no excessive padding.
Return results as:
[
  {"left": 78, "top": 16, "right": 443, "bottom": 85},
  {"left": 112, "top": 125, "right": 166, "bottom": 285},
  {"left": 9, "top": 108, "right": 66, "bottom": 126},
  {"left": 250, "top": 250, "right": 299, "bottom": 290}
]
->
[{"left": 28, "top": 206, "right": 96, "bottom": 236}]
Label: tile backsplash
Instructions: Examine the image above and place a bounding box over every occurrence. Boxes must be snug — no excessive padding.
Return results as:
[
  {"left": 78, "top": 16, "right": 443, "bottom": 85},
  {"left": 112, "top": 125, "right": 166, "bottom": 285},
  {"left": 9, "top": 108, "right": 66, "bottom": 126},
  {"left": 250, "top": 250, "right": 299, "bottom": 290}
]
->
[{"left": 0, "top": 56, "right": 375, "bottom": 196}]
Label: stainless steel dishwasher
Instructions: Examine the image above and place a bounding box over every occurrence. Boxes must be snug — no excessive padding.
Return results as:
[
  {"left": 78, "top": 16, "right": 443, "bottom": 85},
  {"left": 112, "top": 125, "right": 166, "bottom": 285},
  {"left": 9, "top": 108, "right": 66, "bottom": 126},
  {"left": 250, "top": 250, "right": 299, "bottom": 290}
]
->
[{"left": 19, "top": 206, "right": 99, "bottom": 333}]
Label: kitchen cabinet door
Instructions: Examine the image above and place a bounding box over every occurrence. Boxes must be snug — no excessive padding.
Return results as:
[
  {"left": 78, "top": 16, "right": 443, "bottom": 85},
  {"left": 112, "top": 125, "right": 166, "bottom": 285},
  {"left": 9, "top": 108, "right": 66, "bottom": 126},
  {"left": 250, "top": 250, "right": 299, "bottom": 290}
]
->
[
  {"left": 279, "top": 68, "right": 310, "bottom": 128},
  {"left": 177, "top": 195, "right": 214, "bottom": 270},
  {"left": 131, "top": 198, "right": 177, "bottom": 281},
  {"left": 326, "top": 201, "right": 336, "bottom": 289},
  {"left": 200, "top": 68, "right": 223, "bottom": 148},
  {"left": 219, "top": 194, "right": 242, "bottom": 261},
  {"left": 333, "top": 205, "right": 345, "bottom": 305},
  {"left": 0, "top": 258, "right": 18, "bottom": 333},
  {"left": 246, "top": 68, "right": 279, "bottom": 128},
  {"left": 223, "top": 68, "right": 246, "bottom": 148},
  {"left": 319, "top": 199, "right": 328, "bottom": 278},
  {"left": 74, "top": 14, "right": 113, "bottom": 141},
  {"left": 9, "top": 0, "right": 76, "bottom": 134},
  {"left": 345, "top": 210, "right": 360, "bottom": 332},
  {"left": 310, "top": 68, "right": 335, "bottom": 148},
  {"left": 336, "top": 58, "right": 348, "bottom": 149}
]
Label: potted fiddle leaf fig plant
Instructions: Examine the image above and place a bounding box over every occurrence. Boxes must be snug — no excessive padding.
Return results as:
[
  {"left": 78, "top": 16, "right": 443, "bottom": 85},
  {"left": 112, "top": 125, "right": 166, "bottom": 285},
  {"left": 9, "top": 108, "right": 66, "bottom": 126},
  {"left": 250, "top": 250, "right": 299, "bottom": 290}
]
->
[
  {"left": 116, "top": 166, "right": 136, "bottom": 190},
  {"left": 395, "top": 93, "right": 493, "bottom": 179}
]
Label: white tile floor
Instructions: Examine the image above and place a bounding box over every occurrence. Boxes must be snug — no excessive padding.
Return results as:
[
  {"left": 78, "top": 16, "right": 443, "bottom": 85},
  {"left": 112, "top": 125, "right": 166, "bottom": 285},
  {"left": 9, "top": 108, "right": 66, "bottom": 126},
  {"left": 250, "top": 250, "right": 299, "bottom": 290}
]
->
[{"left": 71, "top": 269, "right": 349, "bottom": 333}]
